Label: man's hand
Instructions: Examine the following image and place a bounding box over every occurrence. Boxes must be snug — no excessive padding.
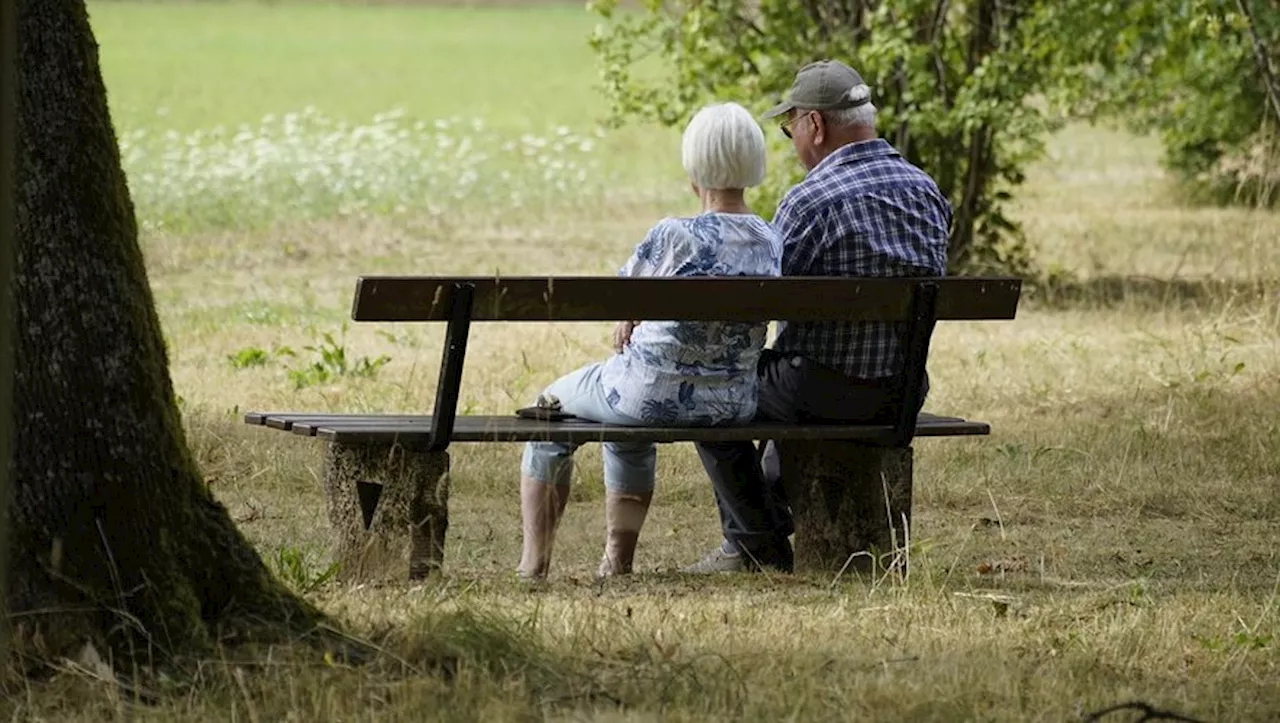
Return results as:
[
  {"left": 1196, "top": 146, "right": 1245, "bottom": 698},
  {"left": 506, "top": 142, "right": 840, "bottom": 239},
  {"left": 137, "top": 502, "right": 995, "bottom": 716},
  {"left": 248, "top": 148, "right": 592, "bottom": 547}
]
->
[{"left": 612, "top": 321, "right": 637, "bottom": 353}]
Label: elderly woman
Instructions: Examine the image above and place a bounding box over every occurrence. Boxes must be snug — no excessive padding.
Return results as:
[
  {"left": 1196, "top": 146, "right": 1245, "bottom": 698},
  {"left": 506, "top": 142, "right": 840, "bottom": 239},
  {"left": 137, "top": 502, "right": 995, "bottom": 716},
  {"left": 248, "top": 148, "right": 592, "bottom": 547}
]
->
[{"left": 518, "top": 102, "right": 781, "bottom": 580}]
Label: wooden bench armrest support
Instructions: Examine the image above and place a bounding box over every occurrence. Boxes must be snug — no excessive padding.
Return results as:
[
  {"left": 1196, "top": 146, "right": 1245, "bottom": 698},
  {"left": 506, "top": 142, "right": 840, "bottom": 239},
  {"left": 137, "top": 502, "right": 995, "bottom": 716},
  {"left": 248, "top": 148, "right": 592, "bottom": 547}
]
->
[
  {"left": 891, "top": 280, "right": 939, "bottom": 448},
  {"left": 428, "top": 281, "right": 474, "bottom": 451}
]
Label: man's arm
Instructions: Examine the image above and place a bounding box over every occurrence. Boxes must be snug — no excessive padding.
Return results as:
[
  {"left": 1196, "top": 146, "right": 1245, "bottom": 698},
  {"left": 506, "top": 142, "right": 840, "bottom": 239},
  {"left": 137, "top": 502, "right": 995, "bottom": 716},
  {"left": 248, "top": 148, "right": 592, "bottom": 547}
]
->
[
  {"left": 768, "top": 195, "right": 832, "bottom": 346},
  {"left": 772, "top": 195, "right": 830, "bottom": 277}
]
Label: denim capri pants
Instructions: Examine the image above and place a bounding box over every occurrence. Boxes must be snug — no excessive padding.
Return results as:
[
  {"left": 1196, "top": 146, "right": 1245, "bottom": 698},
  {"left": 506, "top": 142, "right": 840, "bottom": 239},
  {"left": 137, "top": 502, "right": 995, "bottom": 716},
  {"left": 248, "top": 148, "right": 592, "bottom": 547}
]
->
[{"left": 520, "top": 362, "right": 658, "bottom": 495}]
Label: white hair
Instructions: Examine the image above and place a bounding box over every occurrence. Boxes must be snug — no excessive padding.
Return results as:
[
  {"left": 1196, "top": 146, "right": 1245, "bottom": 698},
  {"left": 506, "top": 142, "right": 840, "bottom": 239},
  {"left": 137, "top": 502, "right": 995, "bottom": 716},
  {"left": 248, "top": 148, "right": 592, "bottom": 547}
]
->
[
  {"left": 681, "top": 102, "right": 767, "bottom": 190},
  {"left": 820, "top": 84, "right": 878, "bottom": 129}
]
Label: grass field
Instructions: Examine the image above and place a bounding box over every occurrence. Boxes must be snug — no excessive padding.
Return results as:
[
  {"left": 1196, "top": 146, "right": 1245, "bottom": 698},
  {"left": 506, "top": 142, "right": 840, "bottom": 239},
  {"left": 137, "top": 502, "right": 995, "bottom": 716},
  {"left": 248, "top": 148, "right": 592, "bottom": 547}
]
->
[{"left": 12, "top": 1, "right": 1280, "bottom": 720}]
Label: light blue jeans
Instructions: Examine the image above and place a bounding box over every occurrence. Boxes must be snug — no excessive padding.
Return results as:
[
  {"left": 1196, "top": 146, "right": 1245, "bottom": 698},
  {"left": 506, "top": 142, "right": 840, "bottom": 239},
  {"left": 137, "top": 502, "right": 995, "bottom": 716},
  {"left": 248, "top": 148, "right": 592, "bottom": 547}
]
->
[{"left": 520, "top": 362, "right": 657, "bottom": 494}]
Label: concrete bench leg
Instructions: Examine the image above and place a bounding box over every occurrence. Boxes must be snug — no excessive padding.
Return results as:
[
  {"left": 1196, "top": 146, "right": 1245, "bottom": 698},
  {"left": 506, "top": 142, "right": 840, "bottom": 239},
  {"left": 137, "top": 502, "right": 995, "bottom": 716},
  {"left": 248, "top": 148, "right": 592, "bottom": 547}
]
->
[
  {"left": 777, "top": 441, "right": 913, "bottom": 576},
  {"left": 321, "top": 442, "right": 450, "bottom": 582}
]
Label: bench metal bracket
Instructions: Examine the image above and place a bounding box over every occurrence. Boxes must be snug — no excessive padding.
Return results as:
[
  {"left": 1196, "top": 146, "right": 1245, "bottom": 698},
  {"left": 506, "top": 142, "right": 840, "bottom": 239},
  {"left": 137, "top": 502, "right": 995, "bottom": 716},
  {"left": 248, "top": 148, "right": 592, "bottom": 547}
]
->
[
  {"left": 887, "top": 281, "right": 940, "bottom": 448},
  {"left": 428, "top": 282, "right": 475, "bottom": 452}
]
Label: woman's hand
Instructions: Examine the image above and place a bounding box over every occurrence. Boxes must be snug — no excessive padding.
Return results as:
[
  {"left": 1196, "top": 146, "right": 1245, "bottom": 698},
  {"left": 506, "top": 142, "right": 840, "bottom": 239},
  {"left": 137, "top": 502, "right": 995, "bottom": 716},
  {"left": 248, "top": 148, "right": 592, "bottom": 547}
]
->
[{"left": 612, "top": 321, "right": 637, "bottom": 353}]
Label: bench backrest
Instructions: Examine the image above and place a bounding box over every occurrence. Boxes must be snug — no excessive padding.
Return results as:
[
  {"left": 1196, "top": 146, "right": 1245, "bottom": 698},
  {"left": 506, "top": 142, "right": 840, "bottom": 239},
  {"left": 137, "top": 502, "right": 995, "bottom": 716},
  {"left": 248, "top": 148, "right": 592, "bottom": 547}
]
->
[
  {"left": 348, "top": 275, "right": 1023, "bottom": 452},
  {"left": 351, "top": 276, "right": 1022, "bottom": 322}
]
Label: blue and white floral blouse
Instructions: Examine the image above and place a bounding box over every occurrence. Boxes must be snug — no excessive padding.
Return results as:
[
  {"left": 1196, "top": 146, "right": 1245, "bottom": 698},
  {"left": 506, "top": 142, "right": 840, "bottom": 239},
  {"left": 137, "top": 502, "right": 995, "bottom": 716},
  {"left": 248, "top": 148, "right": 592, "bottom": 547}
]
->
[{"left": 598, "top": 212, "right": 782, "bottom": 426}]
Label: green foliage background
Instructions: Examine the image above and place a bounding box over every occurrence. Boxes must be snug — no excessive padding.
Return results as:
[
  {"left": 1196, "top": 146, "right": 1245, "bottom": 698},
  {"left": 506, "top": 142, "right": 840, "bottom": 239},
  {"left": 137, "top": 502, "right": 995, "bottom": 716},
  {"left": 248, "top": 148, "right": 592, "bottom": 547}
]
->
[
  {"left": 588, "top": 0, "right": 1280, "bottom": 275},
  {"left": 1054, "top": 0, "right": 1279, "bottom": 206}
]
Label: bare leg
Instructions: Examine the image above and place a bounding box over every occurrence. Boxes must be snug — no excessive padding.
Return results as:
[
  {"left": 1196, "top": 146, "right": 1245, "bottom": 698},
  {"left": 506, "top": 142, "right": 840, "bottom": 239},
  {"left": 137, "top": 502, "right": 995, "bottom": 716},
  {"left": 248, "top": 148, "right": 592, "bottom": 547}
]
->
[
  {"left": 517, "top": 476, "right": 571, "bottom": 579},
  {"left": 597, "top": 490, "right": 653, "bottom": 578}
]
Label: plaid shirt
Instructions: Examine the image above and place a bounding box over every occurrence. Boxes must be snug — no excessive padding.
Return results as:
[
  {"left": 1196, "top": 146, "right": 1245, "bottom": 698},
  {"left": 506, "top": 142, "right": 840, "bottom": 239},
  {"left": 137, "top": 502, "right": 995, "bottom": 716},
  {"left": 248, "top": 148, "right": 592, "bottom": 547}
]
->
[{"left": 771, "top": 139, "right": 951, "bottom": 380}]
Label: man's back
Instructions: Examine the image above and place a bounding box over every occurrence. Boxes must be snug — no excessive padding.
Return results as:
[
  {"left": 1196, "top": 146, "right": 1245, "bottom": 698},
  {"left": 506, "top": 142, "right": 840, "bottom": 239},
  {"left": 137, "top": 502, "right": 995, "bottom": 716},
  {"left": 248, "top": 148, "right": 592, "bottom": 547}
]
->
[{"left": 771, "top": 138, "right": 951, "bottom": 380}]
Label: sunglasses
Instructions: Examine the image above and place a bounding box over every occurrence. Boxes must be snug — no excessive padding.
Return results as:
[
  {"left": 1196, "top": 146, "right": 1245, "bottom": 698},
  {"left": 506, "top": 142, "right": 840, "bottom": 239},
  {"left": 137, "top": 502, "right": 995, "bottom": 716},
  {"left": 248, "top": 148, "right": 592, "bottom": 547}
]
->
[{"left": 779, "top": 111, "right": 812, "bottom": 139}]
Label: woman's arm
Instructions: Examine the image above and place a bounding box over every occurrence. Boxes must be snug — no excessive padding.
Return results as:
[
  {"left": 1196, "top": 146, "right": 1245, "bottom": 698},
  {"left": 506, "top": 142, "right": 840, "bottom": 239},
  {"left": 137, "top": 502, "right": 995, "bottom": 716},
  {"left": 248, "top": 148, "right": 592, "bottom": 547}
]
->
[
  {"left": 620, "top": 219, "right": 692, "bottom": 278},
  {"left": 614, "top": 220, "right": 685, "bottom": 351}
]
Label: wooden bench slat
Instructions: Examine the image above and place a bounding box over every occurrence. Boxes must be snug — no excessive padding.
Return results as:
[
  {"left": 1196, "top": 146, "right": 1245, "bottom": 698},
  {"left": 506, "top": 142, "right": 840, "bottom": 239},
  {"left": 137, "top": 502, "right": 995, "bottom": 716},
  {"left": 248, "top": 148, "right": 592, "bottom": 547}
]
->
[
  {"left": 289, "top": 416, "right": 431, "bottom": 436},
  {"left": 245, "top": 412, "right": 342, "bottom": 429},
  {"left": 321, "top": 416, "right": 989, "bottom": 444},
  {"left": 240, "top": 413, "right": 989, "bottom": 444},
  {"left": 242, "top": 413, "right": 425, "bottom": 431},
  {"left": 351, "top": 276, "right": 1022, "bottom": 323}
]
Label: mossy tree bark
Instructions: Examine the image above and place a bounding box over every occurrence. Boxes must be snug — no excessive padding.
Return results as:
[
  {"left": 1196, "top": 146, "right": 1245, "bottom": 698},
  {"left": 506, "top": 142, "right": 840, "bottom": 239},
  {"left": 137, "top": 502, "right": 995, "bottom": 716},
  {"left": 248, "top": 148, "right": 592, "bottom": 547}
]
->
[
  {"left": 1, "top": 0, "right": 17, "bottom": 665},
  {"left": 8, "top": 0, "right": 325, "bottom": 665}
]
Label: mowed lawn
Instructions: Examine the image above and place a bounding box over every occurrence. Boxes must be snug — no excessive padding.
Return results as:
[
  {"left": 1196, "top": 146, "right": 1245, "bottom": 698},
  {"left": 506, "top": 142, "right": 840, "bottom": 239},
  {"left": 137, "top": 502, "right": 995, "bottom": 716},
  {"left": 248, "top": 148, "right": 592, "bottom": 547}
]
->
[{"left": 21, "top": 2, "right": 1280, "bottom": 720}]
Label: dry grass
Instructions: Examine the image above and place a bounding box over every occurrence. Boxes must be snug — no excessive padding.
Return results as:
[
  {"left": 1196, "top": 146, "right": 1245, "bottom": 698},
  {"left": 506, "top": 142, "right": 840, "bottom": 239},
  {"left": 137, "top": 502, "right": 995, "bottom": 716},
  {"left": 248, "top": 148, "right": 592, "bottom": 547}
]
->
[
  {"left": 8, "top": 4, "right": 1279, "bottom": 720},
  {"left": 22, "top": 121, "right": 1263, "bottom": 721}
]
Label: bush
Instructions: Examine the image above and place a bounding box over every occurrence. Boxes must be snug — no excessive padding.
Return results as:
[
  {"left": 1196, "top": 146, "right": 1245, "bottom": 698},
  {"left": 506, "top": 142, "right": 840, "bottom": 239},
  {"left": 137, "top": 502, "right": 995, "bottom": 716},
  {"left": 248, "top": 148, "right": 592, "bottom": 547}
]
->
[{"left": 1048, "top": 0, "right": 1280, "bottom": 207}]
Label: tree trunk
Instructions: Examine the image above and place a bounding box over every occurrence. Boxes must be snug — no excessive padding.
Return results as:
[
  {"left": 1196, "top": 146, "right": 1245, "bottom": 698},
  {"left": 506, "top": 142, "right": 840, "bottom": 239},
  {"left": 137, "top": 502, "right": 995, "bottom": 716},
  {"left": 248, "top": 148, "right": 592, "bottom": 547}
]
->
[
  {"left": 1, "top": 0, "right": 17, "bottom": 664},
  {"left": 8, "top": 0, "right": 324, "bottom": 665},
  {"left": 947, "top": 0, "right": 999, "bottom": 270}
]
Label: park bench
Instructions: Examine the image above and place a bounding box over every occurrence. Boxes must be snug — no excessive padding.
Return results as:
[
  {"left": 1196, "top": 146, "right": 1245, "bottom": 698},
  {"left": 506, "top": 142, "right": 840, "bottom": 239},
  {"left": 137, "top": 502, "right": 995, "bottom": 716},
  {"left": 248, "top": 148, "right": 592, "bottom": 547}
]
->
[{"left": 245, "top": 275, "right": 1022, "bottom": 581}]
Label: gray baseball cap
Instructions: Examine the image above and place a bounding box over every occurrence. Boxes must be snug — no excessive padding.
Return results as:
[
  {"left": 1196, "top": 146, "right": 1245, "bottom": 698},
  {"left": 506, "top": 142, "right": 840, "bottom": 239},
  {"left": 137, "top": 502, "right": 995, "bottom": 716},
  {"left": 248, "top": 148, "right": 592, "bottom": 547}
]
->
[{"left": 761, "top": 60, "right": 871, "bottom": 119}]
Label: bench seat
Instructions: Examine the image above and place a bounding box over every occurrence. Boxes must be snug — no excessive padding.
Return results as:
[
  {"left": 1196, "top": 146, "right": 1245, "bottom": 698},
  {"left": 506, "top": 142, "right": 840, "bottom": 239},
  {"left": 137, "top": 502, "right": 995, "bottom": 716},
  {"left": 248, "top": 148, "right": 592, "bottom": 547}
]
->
[{"left": 245, "top": 411, "right": 990, "bottom": 445}]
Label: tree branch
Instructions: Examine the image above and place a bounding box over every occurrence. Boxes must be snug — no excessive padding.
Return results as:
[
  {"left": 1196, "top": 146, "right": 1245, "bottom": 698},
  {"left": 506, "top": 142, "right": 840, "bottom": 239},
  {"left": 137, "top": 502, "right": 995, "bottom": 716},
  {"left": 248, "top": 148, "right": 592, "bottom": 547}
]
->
[
  {"left": 929, "top": 0, "right": 952, "bottom": 108},
  {"left": 1234, "top": 0, "right": 1280, "bottom": 128}
]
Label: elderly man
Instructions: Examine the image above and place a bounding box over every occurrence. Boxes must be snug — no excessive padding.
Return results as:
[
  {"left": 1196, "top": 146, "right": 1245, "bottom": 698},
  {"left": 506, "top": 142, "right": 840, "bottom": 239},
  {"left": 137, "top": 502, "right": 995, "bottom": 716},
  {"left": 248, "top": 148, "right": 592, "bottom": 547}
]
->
[{"left": 685, "top": 59, "right": 952, "bottom": 574}]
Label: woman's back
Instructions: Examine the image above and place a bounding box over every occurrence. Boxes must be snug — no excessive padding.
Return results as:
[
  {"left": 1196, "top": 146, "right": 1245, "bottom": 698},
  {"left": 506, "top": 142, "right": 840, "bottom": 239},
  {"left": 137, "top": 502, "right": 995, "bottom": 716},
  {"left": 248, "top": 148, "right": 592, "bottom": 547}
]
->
[{"left": 600, "top": 212, "right": 781, "bottom": 426}]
